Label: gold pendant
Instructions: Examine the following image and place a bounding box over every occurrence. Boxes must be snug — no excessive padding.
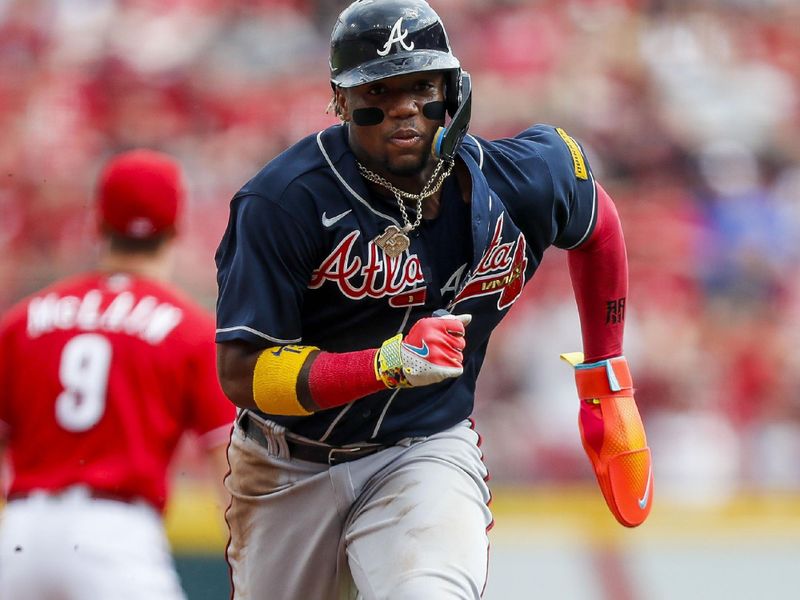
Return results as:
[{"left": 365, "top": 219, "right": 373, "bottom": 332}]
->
[{"left": 373, "top": 225, "right": 410, "bottom": 258}]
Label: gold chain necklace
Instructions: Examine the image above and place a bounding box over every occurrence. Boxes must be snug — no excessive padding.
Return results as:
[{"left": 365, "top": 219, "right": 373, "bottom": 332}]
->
[{"left": 357, "top": 159, "right": 454, "bottom": 257}]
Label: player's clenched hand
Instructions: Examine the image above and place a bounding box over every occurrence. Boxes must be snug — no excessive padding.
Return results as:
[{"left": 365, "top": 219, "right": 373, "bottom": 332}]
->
[
  {"left": 561, "top": 352, "right": 653, "bottom": 527},
  {"left": 376, "top": 313, "right": 472, "bottom": 388}
]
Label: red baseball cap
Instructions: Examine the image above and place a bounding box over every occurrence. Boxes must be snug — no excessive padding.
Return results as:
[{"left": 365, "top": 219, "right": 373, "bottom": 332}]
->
[{"left": 97, "top": 149, "right": 184, "bottom": 239}]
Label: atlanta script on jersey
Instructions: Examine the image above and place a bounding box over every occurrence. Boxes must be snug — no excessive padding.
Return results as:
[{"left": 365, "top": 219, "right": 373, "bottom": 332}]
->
[{"left": 216, "top": 124, "right": 597, "bottom": 445}]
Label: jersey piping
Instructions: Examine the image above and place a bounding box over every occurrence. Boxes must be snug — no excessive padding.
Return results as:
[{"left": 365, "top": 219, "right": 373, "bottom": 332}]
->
[
  {"left": 466, "top": 135, "right": 485, "bottom": 170},
  {"left": 319, "top": 401, "right": 354, "bottom": 442},
  {"left": 562, "top": 173, "right": 597, "bottom": 250},
  {"left": 371, "top": 388, "right": 402, "bottom": 440},
  {"left": 368, "top": 304, "right": 414, "bottom": 439},
  {"left": 215, "top": 325, "right": 301, "bottom": 344},
  {"left": 316, "top": 131, "right": 402, "bottom": 227}
]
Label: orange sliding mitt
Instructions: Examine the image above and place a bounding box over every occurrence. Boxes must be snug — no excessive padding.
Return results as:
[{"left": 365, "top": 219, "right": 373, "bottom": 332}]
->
[{"left": 561, "top": 352, "right": 653, "bottom": 527}]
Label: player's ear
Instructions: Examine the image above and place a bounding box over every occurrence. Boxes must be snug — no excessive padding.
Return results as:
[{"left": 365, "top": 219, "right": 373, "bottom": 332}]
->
[
  {"left": 333, "top": 86, "right": 349, "bottom": 122},
  {"left": 326, "top": 83, "right": 348, "bottom": 122}
]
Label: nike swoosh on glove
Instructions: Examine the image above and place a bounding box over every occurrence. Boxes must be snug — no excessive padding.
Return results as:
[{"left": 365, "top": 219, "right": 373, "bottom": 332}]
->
[
  {"left": 376, "top": 313, "right": 472, "bottom": 388},
  {"left": 561, "top": 352, "right": 653, "bottom": 527}
]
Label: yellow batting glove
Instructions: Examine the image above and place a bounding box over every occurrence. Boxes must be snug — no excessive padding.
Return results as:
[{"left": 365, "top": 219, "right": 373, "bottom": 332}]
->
[{"left": 561, "top": 352, "right": 653, "bottom": 527}]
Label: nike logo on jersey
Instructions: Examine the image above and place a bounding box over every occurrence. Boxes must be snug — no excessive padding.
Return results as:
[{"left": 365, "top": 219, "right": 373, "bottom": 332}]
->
[
  {"left": 638, "top": 463, "right": 653, "bottom": 509},
  {"left": 322, "top": 210, "right": 352, "bottom": 228},
  {"left": 402, "top": 340, "right": 430, "bottom": 358}
]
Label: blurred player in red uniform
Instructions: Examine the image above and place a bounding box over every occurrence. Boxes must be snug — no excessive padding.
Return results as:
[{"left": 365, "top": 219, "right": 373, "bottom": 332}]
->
[{"left": 0, "top": 149, "right": 236, "bottom": 599}]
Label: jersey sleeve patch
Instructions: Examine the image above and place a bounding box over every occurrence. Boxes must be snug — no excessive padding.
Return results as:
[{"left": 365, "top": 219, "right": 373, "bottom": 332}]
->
[{"left": 556, "top": 128, "right": 588, "bottom": 181}]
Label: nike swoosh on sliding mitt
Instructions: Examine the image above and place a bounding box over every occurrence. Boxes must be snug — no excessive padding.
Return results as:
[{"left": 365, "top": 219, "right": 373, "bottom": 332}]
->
[
  {"left": 376, "top": 313, "right": 472, "bottom": 388},
  {"left": 401, "top": 340, "right": 430, "bottom": 358},
  {"left": 561, "top": 352, "right": 653, "bottom": 527}
]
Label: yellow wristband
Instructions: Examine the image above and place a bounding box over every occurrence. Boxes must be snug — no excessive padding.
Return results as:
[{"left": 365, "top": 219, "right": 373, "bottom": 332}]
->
[
  {"left": 252, "top": 345, "right": 319, "bottom": 416},
  {"left": 375, "top": 334, "right": 409, "bottom": 389}
]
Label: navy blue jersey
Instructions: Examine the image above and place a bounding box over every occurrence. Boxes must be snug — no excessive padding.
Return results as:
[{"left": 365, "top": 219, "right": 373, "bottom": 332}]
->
[{"left": 215, "top": 124, "right": 597, "bottom": 445}]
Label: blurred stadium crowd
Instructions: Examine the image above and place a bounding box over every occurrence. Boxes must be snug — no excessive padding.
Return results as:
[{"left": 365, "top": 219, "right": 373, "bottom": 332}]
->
[{"left": 2, "top": 0, "right": 799, "bottom": 504}]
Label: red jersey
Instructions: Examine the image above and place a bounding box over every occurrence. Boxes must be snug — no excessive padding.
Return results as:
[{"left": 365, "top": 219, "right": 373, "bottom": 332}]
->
[{"left": 0, "top": 272, "right": 236, "bottom": 511}]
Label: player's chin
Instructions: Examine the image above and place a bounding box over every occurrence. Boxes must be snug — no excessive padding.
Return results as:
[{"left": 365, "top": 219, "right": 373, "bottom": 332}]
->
[{"left": 385, "top": 149, "right": 429, "bottom": 177}]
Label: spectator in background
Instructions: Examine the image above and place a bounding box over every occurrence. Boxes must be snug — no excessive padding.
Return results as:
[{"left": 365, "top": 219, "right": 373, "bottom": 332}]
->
[
  {"left": 0, "top": 149, "right": 236, "bottom": 600},
  {"left": 1, "top": 0, "right": 800, "bottom": 504}
]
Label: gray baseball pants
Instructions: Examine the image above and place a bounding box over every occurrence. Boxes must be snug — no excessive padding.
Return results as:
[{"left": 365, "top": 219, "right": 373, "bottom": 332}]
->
[{"left": 225, "top": 418, "right": 493, "bottom": 600}]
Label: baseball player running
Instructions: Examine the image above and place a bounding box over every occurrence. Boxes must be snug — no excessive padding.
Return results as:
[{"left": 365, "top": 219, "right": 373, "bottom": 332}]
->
[
  {"left": 215, "top": 1, "right": 653, "bottom": 598},
  {"left": 0, "top": 150, "right": 236, "bottom": 599}
]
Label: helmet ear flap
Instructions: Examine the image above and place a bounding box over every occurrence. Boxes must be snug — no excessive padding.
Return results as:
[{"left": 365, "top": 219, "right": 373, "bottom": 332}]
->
[
  {"left": 444, "top": 69, "right": 462, "bottom": 118},
  {"left": 432, "top": 71, "right": 471, "bottom": 161}
]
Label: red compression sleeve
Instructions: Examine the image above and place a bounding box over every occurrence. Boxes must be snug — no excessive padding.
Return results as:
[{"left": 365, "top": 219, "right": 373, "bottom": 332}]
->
[
  {"left": 567, "top": 183, "right": 628, "bottom": 363},
  {"left": 305, "top": 349, "right": 384, "bottom": 410}
]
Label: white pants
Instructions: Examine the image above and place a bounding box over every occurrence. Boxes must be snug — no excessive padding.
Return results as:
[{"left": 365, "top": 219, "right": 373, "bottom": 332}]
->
[
  {"left": 225, "top": 419, "right": 493, "bottom": 600},
  {"left": 0, "top": 486, "right": 186, "bottom": 600}
]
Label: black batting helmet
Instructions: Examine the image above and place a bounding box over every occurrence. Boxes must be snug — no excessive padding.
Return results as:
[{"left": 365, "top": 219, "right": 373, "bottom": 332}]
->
[{"left": 330, "top": 0, "right": 462, "bottom": 111}]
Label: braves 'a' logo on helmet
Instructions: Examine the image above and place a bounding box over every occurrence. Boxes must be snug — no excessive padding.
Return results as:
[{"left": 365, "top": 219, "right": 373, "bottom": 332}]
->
[
  {"left": 377, "top": 17, "right": 415, "bottom": 56},
  {"left": 329, "top": 0, "right": 459, "bottom": 89}
]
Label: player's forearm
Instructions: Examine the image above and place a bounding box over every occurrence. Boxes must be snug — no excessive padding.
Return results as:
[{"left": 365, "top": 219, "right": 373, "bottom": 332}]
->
[
  {"left": 217, "top": 314, "right": 469, "bottom": 416},
  {"left": 247, "top": 346, "right": 387, "bottom": 415},
  {"left": 216, "top": 341, "right": 262, "bottom": 410},
  {"left": 567, "top": 182, "right": 627, "bottom": 363},
  {"left": 217, "top": 341, "right": 384, "bottom": 414}
]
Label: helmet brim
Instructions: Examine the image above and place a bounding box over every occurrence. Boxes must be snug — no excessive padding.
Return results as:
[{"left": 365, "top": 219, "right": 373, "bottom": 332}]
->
[{"left": 331, "top": 50, "right": 460, "bottom": 89}]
